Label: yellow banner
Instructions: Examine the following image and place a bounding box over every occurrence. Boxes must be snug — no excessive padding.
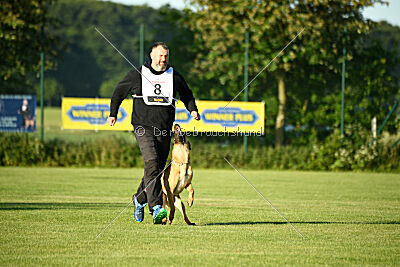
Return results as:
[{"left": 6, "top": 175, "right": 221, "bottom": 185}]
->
[
  {"left": 61, "top": 97, "right": 133, "bottom": 131},
  {"left": 176, "top": 100, "right": 264, "bottom": 134},
  {"left": 61, "top": 98, "right": 264, "bottom": 134}
]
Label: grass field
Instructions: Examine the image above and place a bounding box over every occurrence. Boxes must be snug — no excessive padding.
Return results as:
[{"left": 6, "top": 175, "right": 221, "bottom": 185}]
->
[{"left": 0, "top": 167, "right": 399, "bottom": 265}]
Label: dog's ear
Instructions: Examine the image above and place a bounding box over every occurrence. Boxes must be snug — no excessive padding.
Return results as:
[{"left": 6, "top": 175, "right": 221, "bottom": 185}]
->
[{"left": 187, "top": 141, "right": 191, "bottom": 150}]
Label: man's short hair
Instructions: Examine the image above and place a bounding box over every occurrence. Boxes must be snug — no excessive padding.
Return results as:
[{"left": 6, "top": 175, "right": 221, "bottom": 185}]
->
[{"left": 150, "top": 42, "right": 169, "bottom": 52}]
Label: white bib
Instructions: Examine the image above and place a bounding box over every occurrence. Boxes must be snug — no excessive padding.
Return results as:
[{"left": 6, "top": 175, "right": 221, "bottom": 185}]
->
[{"left": 141, "top": 65, "right": 174, "bottom": 106}]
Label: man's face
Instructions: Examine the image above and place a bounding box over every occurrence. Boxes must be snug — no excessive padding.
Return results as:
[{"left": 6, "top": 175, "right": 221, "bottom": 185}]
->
[{"left": 150, "top": 46, "right": 169, "bottom": 71}]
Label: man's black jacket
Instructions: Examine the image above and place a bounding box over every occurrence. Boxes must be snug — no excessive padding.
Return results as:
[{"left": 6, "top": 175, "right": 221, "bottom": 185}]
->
[{"left": 110, "top": 61, "right": 198, "bottom": 130}]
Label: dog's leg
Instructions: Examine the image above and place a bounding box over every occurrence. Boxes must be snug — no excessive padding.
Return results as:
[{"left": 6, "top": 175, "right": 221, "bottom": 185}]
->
[
  {"left": 167, "top": 191, "right": 175, "bottom": 224},
  {"left": 162, "top": 193, "right": 167, "bottom": 208},
  {"left": 174, "top": 195, "right": 195, "bottom": 225},
  {"left": 162, "top": 173, "right": 167, "bottom": 209},
  {"left": 162, "top": 167, "right": 175, "bottom": 224},
  {"left": 185, "top": 183, "right": 194, "bottom": 207}
]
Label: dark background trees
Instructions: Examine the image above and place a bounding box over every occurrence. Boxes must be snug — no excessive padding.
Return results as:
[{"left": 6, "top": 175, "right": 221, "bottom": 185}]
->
[
  {"left": 47, "top": 0, "right": 195, "bottom": 103},
  {"left": 1, "top": 0, "right": 398, "bottom": 146},
  {"left": 186, "top": 0, "right": 399, "bottom": 147},
  {"left": 0, "top": 0, "right": 59, "bottom": 94}
]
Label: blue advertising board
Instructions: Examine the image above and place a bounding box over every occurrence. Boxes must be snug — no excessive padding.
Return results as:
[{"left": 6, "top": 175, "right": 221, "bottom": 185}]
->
[{"left": 0, "top": 95, "right": 36, "bottom": 132}]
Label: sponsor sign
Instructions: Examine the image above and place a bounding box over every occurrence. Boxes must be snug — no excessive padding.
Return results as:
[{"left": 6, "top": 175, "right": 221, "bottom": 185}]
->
[
  {"left": 61, "top": 97, "right": 131, "bottom": 131},
  {"left": 61, "top": 97, "right": 264, "bottom": 134},
  {"left": 0, "top": 95, "right": 36, "bottom": 132},
  {"left": 175, "top": 100, "right": 264, "bottom": 134}
]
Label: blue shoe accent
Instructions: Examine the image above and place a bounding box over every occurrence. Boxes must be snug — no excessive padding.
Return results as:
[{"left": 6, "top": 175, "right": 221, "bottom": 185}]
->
[
  {"left": 133, "top": 196, "right": 147, "bottom": 223},
  {"left": 152, "top": 205, "right": 167, "bottom": 224}
]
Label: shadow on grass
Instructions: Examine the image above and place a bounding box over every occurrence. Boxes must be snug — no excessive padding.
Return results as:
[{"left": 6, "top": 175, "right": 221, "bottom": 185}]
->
[
  {"left": 0, "top": 202, "right": 128, "bottom": 211},
  {"left": 203, "top": 221, "right": 400, "bottom": 226}
]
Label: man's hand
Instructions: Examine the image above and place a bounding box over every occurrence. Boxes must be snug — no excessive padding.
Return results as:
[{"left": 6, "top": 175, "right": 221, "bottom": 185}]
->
[
  {"left": 191, "top": 111, "right": 200, "bottom": 121},
  {"left": 107, "top": 116, "right": 116, "bottom": 126}
]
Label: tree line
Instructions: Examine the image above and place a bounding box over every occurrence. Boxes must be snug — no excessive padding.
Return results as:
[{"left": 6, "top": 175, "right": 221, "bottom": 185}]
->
[{"left": 1, "top": 0, "right": 399, "bottom": 147}]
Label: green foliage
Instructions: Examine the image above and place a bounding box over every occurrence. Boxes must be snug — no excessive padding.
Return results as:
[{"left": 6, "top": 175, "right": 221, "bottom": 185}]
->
[
  {"left": 0, "top": 0, "right": 60, "bottom": 94},
  {"left": 0, "top": 133, "right": 141, "bottom": 168},
  {"left": 186, "top": 0, "right": 398, "bottom": 146},
  {"left": 99, "top": 72, "right": 127, "bottom": 98},
  {"left": 34, "top": 76, "right": 65, "bottom": 106},
  {"left": 0, "top": 134, "right": 45, "bottom": 166},
  {"left": 346, "top": 30, "right": 400, "bottom": 134},
  {"left": 192, "top": 132, "right": 399, "bottom": 172},
  {"left": 1, "top": 131, "right": 398, "bottom": 171},
  {"left": 48, "top": 0, "right": 196, "bottom": 98},
  {"left": 186, "top": 0, "right": 385, "bottom": 96},
  {"left": 369, "top": 21, "right": 400, "bottom": 59},
  {"left": 1, "top": 0, "right": 196, "bottom": 99},
  {"left": 2, "top": 1, "right": 399, "bottom": 148}
]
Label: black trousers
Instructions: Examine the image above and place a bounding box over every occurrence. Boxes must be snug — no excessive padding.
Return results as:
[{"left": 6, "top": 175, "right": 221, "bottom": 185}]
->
[{"left": 134, "top": 125, "right": 171, "bottom": 208}]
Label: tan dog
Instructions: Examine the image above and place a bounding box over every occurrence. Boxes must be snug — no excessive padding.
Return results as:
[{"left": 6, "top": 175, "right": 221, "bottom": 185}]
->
[{"left": 161, "top": 124, "right": 195, "bottom": 225}]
